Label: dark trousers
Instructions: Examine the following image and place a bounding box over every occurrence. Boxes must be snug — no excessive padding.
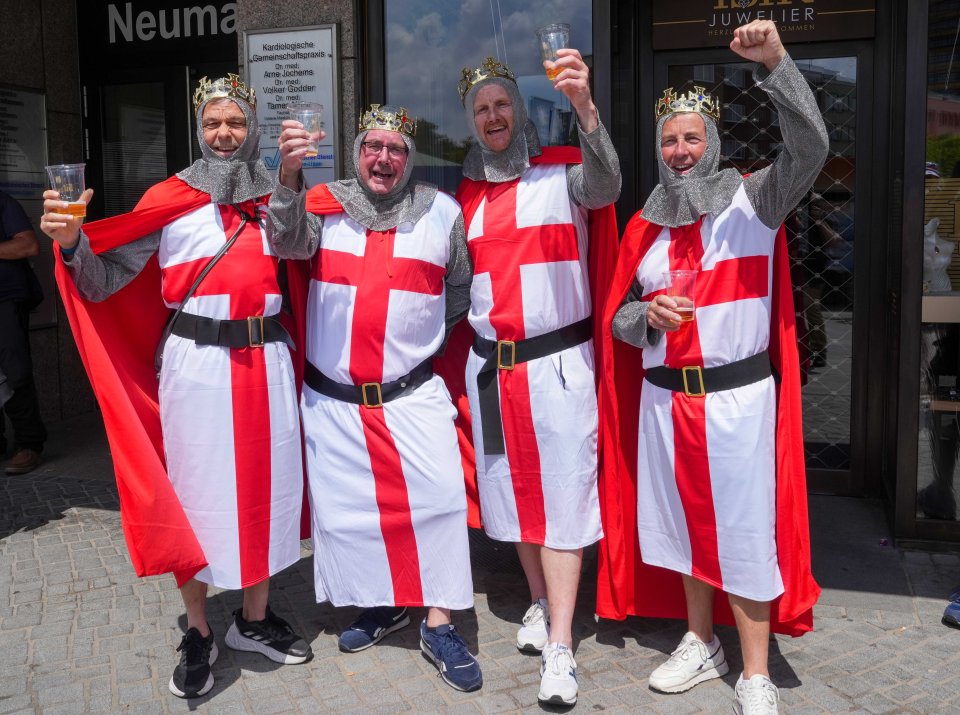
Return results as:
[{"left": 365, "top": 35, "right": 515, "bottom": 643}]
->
[{"left": 0, "top": 299, "right": 46, "bottom": 453}]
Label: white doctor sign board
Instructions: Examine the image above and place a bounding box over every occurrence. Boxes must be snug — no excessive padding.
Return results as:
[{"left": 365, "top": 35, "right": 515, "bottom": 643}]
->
[{"left": 244, "top": 25, "right": 340, "bottom": 186}]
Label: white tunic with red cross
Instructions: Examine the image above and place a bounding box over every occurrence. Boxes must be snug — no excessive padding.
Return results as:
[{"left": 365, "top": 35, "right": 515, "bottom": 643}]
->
[
  {"left": 157, "top": 199, "right": 303, "bottom": 590},
  {"left": 463, "top": 164, "right": 602, "bottom": 549},
  {"left": 302, "top": 192, "right": 472, "bottom": 609},
  {"left": 635, "top": 185, "right": 784, "bottom": 602}
]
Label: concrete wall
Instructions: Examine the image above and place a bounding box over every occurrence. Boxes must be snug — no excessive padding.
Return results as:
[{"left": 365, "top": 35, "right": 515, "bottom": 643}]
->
[{"left": 1, "top": 0, "right": 97, "bottom": 424}]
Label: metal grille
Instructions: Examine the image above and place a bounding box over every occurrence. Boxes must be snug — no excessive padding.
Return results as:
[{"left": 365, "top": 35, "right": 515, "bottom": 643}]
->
[{"left": 668, "top": 57, "right": 857, "bottom": 470}]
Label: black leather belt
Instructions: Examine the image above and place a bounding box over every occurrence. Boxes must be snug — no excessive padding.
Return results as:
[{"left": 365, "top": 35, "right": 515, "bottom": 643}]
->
[
  {"left": 303, "top": 359, "right": 434, "bottom": 408},
  {"left": 474, "top": 317, "right": 592, "bottom": 455},
  {"left": 644, "top": 350, "right": 773, "bottom": 397},
  {"left": 170, "top": 312, "right": 294, "bottom": 349}
]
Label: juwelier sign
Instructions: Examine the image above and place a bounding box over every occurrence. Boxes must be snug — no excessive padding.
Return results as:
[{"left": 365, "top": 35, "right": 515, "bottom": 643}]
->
[
  {"left": 243, "top": 25, "right": 340, "bottom": 186},
  {"left": 653, "top": 0, "right": 876, "bottom": 50}
]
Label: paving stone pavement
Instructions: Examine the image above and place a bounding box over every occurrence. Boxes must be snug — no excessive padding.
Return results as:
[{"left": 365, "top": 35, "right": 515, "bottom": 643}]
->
[{"left": 2, "top": 415, "right": 960, "bottom": 714}]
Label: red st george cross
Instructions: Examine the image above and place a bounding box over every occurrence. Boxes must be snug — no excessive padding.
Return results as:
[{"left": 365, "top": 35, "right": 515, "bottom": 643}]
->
[
  {"left": 642, "top": 218, "right": 771, "bottom": 589},
  {"left": 160, "top": 200, "right": 279, "bottom": 587},
  {"left": 468, "top": 178, "right": 581, "bottom": 545},
  {"left": 314, "top": 226, "right": 445, "bottom": 606}
]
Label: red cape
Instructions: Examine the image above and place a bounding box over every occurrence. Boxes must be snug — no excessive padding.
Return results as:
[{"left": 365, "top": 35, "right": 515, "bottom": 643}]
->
[
  {"left": 57, "top": 177, "right": 310, "bottom": 584},
  {"left": 432, "top": 147, "right": 620, "bottom": 529},
  {"left": 595, "top": 211, "right": 819, "bottom": 636}
]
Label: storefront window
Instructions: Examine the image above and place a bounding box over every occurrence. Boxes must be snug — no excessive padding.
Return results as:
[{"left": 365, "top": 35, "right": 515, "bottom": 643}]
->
[
  {"left": 918, "top": 0, "right": 960, "bottom": 522},
  {"left": 384, "top": 0, "right": 592, "bottom": 192}
]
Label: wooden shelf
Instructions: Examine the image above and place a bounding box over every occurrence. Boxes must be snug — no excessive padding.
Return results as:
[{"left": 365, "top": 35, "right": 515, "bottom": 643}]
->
[
  {"left": 922, "top": 293, "right": 960, "bottom": 323},
  {"left": 930, "top": 399, "right": 960, "bottom": 412}
]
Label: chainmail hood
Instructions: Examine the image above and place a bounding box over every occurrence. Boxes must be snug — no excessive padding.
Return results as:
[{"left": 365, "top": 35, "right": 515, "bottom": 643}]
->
[
  {"left": 176, "top": 97, "right": 273, "bottom": 204},
  {"left": 641, "top": 111, "right": 742, "bottom": 228},
  {"left": 327, "top": 120, "right": 437, "bottom": 231},
  {"left": 461, "top": 77, "right": 542, "bottom": 183}
]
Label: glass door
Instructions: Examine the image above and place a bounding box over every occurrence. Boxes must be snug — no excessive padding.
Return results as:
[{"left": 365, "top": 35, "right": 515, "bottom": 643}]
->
[
  {"left": 654, "top": 44, "right": 872, "bottom": 495},
  {"left": 84, "top": 62, "right": 235, "bottom": 218}
]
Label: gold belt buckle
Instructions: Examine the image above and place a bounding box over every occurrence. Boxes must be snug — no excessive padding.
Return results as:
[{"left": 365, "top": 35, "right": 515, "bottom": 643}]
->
[
  {"left": 361, "top": 382, "right": 383, "bottom": 408},
  {"left": 681, "top": 365, "right": 705, "bottom": 397},
  {"left": 497, "top": 340, "right": 516, "bottom": 370},
  {"left": 247, "top": 316, "right": 265, "bottom": 347}
]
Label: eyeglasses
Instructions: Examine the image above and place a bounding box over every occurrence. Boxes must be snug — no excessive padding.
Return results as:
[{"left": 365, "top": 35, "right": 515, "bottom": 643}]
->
[{"left": 361, "top": 141, "right": 408, "bottom": 159}]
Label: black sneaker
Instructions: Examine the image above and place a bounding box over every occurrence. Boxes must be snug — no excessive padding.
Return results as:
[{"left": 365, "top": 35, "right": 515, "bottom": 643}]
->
[
  {"left": 168, "top": 627, "right": 218, "bottom": 698},
  {"left": 224, "top": 607, "right": 312, "bottom": 664}
]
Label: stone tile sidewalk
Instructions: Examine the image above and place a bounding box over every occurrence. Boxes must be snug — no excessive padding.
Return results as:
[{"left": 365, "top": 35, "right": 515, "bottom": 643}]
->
[{"left": 1, "top": 415, "right": 959, "bottom": 714}]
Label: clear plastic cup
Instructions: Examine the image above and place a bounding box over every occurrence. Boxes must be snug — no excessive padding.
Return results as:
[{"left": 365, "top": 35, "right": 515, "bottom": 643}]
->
[
  {"left": 536, "top": 23, "right": 571, "bottom": 81},
  {"left": 288, "top": 102, "right": 324, "bottom": 157},
  {"left": 45, "top": 163, "right": 87, "bottom": 218},
  {"left": 663, "top": 270, "right": 697, "bottom": 323}
]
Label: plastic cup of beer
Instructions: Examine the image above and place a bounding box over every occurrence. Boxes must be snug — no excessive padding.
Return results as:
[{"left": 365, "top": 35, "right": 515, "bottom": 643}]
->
[
  {"left": 288, "top": 102, "right": 323, "bottom": 157},
  {"left": 45, "top": 163, "right": 87, "bottom": 218},
  {"left": 536, "top": 23, "right": 570, "bottom": 81},
  {"left": 663, "top": 270, "right": 697, "bottom": 323}
]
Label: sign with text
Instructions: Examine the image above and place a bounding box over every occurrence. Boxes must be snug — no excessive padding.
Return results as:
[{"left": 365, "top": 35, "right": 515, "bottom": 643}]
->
[
  {"left": 0, "top": 86, "right": 56, "bottom": 328},
  {"left": 244, "top": 25, "right": 340, "bottom": 186},
  {"left": 653, "top": 0, "right": 875, "bottom": 50},
  {"left": 79, "top": 1, "right": 238, "bottom": 63}
]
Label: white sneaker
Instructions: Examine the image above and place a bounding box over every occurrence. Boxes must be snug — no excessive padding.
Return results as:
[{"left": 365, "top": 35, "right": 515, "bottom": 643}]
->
[
  {"left": 538, "top": 642, "right": 577, "bottom": 705},
  {"left": 516, "top": 598, "right": 549, "bottom": 652},
  {"left": 648, "top": 631, "right": 729, "bottom": 693},
  {"left": 734, "top": 673, "right": 780, "bottom": 715}
]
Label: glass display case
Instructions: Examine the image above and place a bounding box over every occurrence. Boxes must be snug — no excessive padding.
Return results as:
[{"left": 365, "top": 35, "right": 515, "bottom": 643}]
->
[{"left": 918, "top": 0, "right": 960, "bottom": 524}]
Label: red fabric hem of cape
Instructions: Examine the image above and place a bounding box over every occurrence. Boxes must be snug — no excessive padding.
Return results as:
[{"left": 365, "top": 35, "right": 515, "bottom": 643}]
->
[
  {"left": 432, "top": 147, "right": 620, "bottom": 530},
  {"left": 57, "top": 177, "right": 311, "bottom": 585},
  {"left": 594, "top": 210, "right": 820, "bottom": 637}
]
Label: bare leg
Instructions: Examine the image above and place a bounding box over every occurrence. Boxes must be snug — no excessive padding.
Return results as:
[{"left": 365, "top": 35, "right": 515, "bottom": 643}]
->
[
  {"left": 241, "top": 578, "right": 270, "bottom": 622},
  {"left": 516, "top": 542, "right": 547, "bottom": 601},
  {"left": 426, "top": 607, "right": 451, "bottom": 628},
  {"left": 682, "top": 574, "right": 716, "bottom": 642},
  {"left": 541, "top": 546, "right": 583, "bottom": 648},
  {"left": 728, "top": 594, "right": 771, "bottom": 678},
  {"left": 180, "top": 578, "right": 210, "bottom": 636}
]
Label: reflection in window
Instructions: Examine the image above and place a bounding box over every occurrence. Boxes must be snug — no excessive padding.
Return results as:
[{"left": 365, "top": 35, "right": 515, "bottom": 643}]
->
[
  {"left": 918, "top": 0, "right": 960, "bottom": 522},
  {"left": 385, "top": 0, "right": 592, "bottom": 192}
]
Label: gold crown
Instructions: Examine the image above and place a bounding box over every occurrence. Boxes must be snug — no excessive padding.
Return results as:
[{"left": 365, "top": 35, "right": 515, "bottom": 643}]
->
[
  {"left": 655, "top": 86, "right": 720, "bottom": 123},
  {"left": 358, "top": 104, "right": 417, "bottom": 137},
  {"left": 458, "top": 57, "right": 516, "bottom": 104},
  {"left": 193, "top": 73, "right": 256, "bottom": 112}
]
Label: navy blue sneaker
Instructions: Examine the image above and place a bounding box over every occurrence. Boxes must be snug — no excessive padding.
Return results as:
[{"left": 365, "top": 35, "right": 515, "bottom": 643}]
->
[
  {"left": 944, "top": 601, "right": 960, "bottom": 629},
  {"left": 419, "top": 620, "right": 482, "bottom": 692},
  {"left": 338, "top": 607, "right": 410, "bottom": 653}
]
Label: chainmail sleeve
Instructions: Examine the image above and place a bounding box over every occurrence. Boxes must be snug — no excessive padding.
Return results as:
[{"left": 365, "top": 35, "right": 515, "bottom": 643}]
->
[
  {"left": 743, "top": 55, "right": 829, "bottom": 230},
  {"left": 611, "top": 279, "right": 662, "bottom": 349},
  {"left": 566, "top": 118, "right": 622, "bottom": 210},
  {"left": 63, "top": 231, "right": 159, "bottom": 302},
  {"left": 444, "top": 213, "right": 473, "bottom": 335},
  {"left": 263, "top": 180, "right": 324, "bottom": 260}
]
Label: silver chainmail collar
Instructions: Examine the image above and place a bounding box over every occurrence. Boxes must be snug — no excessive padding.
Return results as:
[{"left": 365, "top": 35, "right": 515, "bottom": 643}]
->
[
  {"left": 326, "top": 127, "right": 437, "bottom": 231},
  {"left": 176, "top": 97, "right": 273, "bottom": 205},
  {"left": 641, "top": 112, "right": 742, "bottom": 228},
  {"left": 461, "top": 77, "right": 542, "bottom": 183}
]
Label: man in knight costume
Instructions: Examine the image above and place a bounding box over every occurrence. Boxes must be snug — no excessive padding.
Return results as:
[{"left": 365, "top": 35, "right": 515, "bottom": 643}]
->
[
  {"left": 41, "top": 74, "right": 312, "bottom": 699},
  {"left": 444, "top": 49, "right": 620, "bottom": 706},
  {"left": 597, "top": 21, "right": 827, "bottom": 714},
  {"left": 266, "top": 104, "right": 482, "bottom": 692}
]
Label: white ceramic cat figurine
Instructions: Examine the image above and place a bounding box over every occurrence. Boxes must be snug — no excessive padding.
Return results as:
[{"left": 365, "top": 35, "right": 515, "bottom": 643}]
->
[{"left": 923, "top": 217, "right": 955, "bottom": 293}]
